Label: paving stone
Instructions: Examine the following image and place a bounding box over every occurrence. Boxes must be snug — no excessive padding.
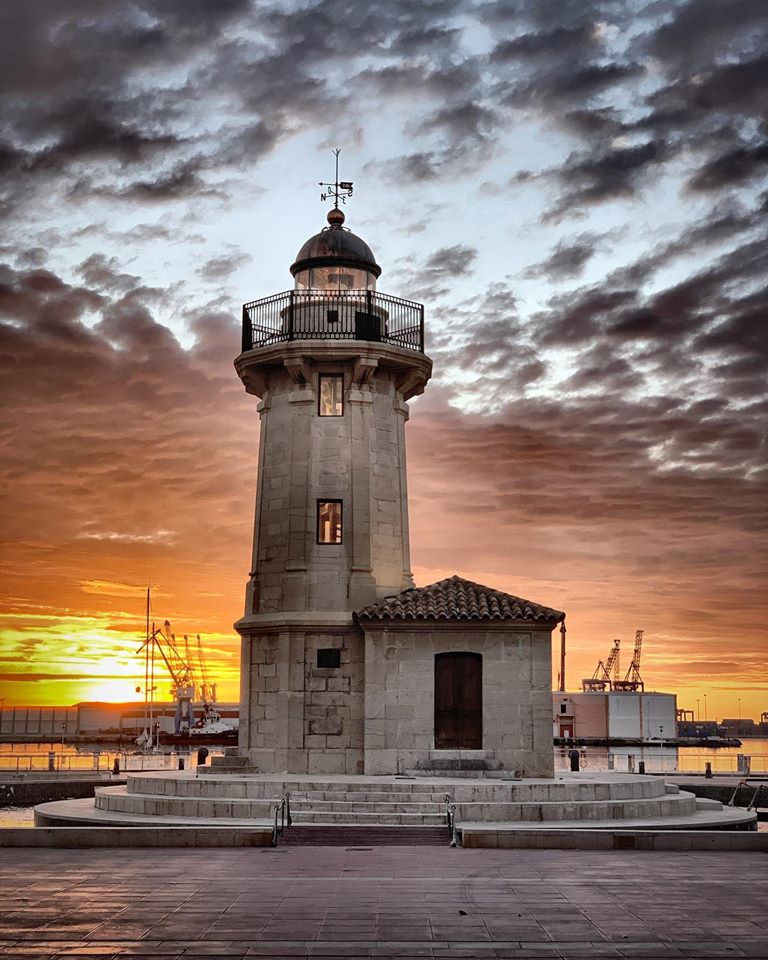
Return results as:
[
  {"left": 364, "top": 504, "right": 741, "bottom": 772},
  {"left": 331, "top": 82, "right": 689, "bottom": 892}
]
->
[{"left": 0, "top": 848, "right": 765, "bottom": 960}]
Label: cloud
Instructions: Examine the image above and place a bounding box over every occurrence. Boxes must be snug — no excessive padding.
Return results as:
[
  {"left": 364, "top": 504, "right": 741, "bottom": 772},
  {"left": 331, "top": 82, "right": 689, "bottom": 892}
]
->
[
  {"left": 404, "top": 244, "right": 478, "bottom": 300},
  {"left": 0, "top": 257, "right": 255, "bottom": 642},
  {"left": 76, "top": 531, "right": 176, "bottom": 544},
  {"left": 79, "top": 580, "right": 170, "bottom": 598},
  {"left": 196, "top": 250, "right": 253, "bottom": 281},
  {"left": 644, "top": 0, "right": 768, "bottom": 75},
  {"left": 540, "top": 141, "right": 668, "bottom": 220},
  {"left": 0, "top": 672, "right": 129, "bottom": 683},
  {"left": 523, "top": 232, "right": 614, "bottom": 280},
  {"left": 688, "top": 141, "right": 768, "bottom": 192}
]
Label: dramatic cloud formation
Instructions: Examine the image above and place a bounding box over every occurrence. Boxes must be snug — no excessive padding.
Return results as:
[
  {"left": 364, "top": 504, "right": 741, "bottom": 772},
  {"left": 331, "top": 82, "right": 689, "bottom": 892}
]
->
[{"left": 0, "top": 0, "right": 766, "bottom": 718}]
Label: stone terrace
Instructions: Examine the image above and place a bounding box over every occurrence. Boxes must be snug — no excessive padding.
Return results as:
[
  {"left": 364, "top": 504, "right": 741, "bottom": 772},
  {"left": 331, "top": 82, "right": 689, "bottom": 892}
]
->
[
  {"left": 1, "top": 846, "right": 767, "bottom": 959},
  {"left": 34, "top": 771, "right": 756, "bottom": 834}
]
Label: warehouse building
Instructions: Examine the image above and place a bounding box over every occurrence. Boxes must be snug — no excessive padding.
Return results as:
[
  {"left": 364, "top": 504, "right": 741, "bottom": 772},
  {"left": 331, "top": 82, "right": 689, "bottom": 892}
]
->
[{"left": 553, "top": 691, "right": 677, "bottom": 740}]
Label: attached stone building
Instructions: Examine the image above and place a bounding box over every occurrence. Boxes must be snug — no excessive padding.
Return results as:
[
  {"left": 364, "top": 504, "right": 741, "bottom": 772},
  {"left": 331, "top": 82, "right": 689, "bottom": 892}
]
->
[{"left": 234, "top": 203, "right": 564, "bottom": 778}]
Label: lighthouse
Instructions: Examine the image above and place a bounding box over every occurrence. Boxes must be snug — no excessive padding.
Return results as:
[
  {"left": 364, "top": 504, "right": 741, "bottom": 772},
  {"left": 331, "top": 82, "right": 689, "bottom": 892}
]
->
[
  {"left": 234, "top": 164, "right": 431, "bottom": 774},
  {"left": 234, "top": 160, "right": 562, "bottom": 777}
]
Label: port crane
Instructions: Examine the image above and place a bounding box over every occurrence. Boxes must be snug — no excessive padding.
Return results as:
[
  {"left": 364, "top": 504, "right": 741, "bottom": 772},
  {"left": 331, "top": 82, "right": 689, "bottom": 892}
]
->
[
  {"left": 582, "top": 638, "right": 621, "bottom": 692},
  {"left": 613, "top": 629, "right": 645, "bottom": 692},
  {"left": 135, "top": 587, "right": 225, "bottom": 749},
  {"left": 138, "top": 619, "right": 196, "bottom": 738}
]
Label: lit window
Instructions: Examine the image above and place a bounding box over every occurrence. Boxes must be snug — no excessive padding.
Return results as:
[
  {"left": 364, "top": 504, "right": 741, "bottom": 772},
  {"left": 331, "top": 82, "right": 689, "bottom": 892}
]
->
[
  {"left": 317, "top": 500, "right": 342, "bottom": 544},
  {"left": 318, "top": 375, "right": 343, "bottom": 416}
]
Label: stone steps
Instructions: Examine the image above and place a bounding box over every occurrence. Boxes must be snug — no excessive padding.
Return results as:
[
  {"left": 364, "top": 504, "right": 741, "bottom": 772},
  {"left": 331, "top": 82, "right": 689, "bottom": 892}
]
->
[
  {"left": 199, "top": 754, "right": 260, "bottom": 776},
  {"left": 406, "top": 768, "right": 506, "bottom": 778},
  {"left": 280, "top": 825, "right": 450, "bottom": 846},
  {"left": 289, "top": 799, "right": 448, "bottom": 813},
  {"left": 43, "top": 771, "right": 749, "bottom": 834},
  {"left": 97, "top": 784, "right": 698, "bottom": 824},
  {"left": 125, "top": 773, "right": 668, "bottom": 803},
  {"left": 287, "top": 790, "right": 453, "bottom": 802},
  {"left": 292, "top": 811, "right": 447, "bottom": 825}
]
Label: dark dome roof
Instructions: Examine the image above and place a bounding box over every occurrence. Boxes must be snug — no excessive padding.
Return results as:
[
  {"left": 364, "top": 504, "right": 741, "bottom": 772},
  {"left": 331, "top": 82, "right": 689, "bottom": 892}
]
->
[{"left": 290, "top": 209, "right": 381, "bottom": 278}]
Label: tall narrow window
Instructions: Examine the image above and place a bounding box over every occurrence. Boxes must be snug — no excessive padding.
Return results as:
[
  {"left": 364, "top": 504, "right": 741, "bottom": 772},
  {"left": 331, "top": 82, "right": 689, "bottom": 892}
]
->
[
  {"left": 317, "top": 500, "right": 342, "bottom": 544},
  {"left": 318, "top": 375, "right": 344, "bottom": 416}
]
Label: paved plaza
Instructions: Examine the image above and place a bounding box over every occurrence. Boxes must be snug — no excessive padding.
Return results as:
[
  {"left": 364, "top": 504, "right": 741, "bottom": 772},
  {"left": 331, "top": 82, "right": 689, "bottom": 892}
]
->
[{"left": 0, "top": 847, "right": 766, "bottom": 959}]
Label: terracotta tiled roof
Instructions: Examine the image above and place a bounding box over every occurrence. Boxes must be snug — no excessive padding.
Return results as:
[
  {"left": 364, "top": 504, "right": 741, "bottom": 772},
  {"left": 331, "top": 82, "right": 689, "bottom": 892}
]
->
[{"left": 355, "top": 575, "right": 565, "bottom": 623}]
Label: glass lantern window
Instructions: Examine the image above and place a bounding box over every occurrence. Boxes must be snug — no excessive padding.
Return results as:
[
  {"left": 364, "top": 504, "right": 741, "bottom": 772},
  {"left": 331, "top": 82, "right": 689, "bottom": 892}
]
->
[
  {"left": 294, "top": 267, "right": 375, "bottom": 291},
  {"left": 318, "top": 375, "right": 344, "bottom": 416}
]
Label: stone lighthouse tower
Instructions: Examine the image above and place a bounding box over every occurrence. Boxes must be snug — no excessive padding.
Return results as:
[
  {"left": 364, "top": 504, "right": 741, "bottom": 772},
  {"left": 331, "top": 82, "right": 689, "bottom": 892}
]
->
[{"left": 234, "top": 177, "right": 432, "bottom": 774}]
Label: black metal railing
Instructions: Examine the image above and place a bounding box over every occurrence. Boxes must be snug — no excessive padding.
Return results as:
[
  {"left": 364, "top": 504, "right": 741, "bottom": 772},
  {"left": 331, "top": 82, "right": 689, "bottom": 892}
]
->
[
  {"left": 445, "top": 793, "right": 458, "bottom": 847},
  {"left": 241, "top": 289, "right": 424, "bottom": 353},
  {"left": 271, "top": 791, "right": 292, "bottom": 846}
]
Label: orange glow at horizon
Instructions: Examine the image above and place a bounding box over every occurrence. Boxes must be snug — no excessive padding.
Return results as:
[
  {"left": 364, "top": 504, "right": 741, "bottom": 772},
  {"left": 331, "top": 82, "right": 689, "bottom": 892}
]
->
[
  {"left": 0, "top": 570, "right": 764, "bottom": 722},
  {"left": 0, "top": 602, "right": 241, "bottom": 708}
]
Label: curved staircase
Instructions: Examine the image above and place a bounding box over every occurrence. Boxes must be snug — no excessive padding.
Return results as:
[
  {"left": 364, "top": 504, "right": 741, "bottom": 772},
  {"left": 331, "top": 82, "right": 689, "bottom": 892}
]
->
[{"left": 34, "top": 770, "right": 757, "bottom": 840}]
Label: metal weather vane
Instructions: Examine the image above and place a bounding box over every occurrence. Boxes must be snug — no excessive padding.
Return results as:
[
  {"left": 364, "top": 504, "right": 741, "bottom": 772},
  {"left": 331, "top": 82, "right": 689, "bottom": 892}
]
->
[{"left": 319, "top": 147, "right": 353, "bottom": 208}]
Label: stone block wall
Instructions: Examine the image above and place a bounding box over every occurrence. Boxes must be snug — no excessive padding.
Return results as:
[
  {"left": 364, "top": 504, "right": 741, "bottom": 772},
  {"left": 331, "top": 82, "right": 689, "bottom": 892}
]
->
[
  {"left": 361, "top": 621, "right": 555, "bottom": 778},
  {"left": 246, "top": 364, "right": 414, "bottom": 617},
  {"left": 238, "top": 622, "right": 365, "bottom": 774}
]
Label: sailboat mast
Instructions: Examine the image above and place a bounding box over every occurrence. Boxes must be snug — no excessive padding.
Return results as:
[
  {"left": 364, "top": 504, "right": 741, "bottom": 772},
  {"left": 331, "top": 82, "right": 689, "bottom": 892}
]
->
[
  {"left": 149, "top": 619, "right": 156, "bottom": 750},
  {"left": 144, "top": 586, "right": 150, "bottom": 742}
]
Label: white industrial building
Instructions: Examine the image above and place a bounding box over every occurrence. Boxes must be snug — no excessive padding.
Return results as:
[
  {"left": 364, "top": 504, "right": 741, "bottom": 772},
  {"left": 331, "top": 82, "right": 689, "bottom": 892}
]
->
[{"left": 553, "top": 691, "right": 677, "bottom": 740}]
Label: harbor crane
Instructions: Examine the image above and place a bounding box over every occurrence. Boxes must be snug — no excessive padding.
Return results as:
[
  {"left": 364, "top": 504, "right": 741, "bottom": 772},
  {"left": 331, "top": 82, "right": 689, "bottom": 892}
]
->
[
  {"left": 613, "top": 629, "right": 645, "bottom": 692},
  {"left": 582, "top": 638, "right": 621, "bottom": 692},
  {"left": 135, "top": 587, "right": 225, "bottom": 749},
  {"left": 138, "top": 620, "right": 196, "bottom": 735}
]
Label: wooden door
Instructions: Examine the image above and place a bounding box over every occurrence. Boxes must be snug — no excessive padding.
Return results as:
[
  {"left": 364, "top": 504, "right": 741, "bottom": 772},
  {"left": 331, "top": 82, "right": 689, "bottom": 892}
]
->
[{"left": 434, "top": 652, "right": 482, "bottom": 749}]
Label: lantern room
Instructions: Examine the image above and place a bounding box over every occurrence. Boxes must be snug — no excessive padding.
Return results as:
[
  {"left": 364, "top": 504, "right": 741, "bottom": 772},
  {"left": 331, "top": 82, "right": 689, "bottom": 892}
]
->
[{"left": 290, "top": 207, "right": 381, "bottom": 292}]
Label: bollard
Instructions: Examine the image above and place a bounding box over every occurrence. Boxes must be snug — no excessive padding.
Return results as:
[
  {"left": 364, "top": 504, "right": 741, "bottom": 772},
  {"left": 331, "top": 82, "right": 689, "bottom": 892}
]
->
[
  {"left": 638, "top": 760, "right": 646, "bottom": 774},
  {"left": 705, "top": 761, "right": 713, "bottom": 778},
  {"left": 112, "top": 757, "right": 120, "bottom": 775},
  {"left": 737, "top": 754, "right": 752, "bottom": 776},
  {"left": 178, "top": 758, "right": 185, "bottom": 771},
  {"left": 48, "top": 751, "right": 56, "bottom": 772}
]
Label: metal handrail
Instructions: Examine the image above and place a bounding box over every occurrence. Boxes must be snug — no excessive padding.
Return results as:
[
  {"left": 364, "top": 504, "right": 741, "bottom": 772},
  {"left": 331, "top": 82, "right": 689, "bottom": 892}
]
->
[
  {"left": 271, "top": 799, "right": 285, "bottom": 846},
  {"left": 748, "top": 783, "right": 767, "bottom": 811},
  {"left": 727, "top": 779, "right": 749, "bottom": 806},
  {"left": 241, "top": 288, "right": 424, "bottom": 353},
  {"left": 270, "top": 791, "right": 293, "bottom": 846},
  {"left": 444, "top": 793, "right": 458, "bottom": 847}
]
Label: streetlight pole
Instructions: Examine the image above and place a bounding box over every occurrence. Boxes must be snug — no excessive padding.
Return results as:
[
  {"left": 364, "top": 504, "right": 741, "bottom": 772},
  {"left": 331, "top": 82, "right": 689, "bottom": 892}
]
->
[
  {"left": 704, "top": 694, "right": 708, "bottom": 722},
  {"left": 696, "top": 698, "right": 700, "bottom": 722}
]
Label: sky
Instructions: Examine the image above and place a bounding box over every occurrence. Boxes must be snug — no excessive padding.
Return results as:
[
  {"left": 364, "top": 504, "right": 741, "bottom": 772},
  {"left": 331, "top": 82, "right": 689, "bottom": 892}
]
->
[{"left": 0, "top": 0, "right": 766, "bottom": 722}]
